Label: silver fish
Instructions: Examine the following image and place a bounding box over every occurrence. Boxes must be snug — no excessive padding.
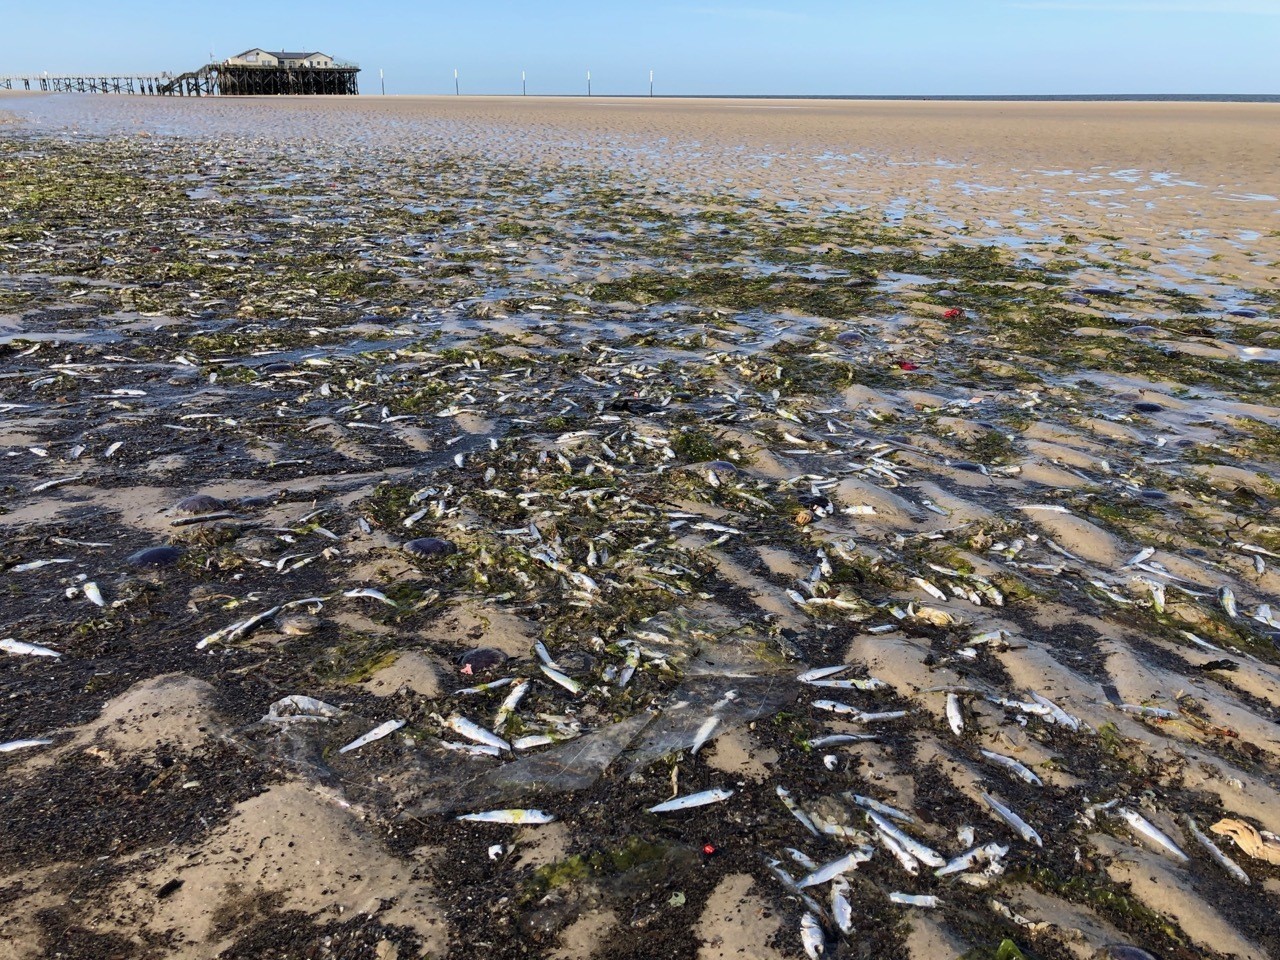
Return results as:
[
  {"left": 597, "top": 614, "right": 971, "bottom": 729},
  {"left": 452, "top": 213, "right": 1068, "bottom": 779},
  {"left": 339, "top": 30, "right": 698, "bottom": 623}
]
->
[
  {"left": 445, "top": 713, "right": 511, "bottom": 752},
  {"left": 982, "top": 792, "right": 1042, "bottom": 847},
  {"left": 455, "top": 677, "right": 514, "bottom": 695},
  {"left": 849, "top": 794, "right": 916, "bottom": 824},
  {"left": 0, "top": 738, "right": 53, "bottom": 753},
  {"left": 777, "top": 785, "right": 820, "bottom": 836},
  {"left": 803, "top": 734, "right": 876, "bottom": 750},
  {"left": 805, "top": 677, "right": 888, "bottom": 691},
  {"left": 457, "top": 809, "right": 556, "bottom": 824},
  {"left": 540, "top": 664, "right": 582, "bottom": 695},
  {"left": 889, "top": 892, "right": 940, "bottom": 908},
  {"left": 338, "top": 719, "right": 406, "bottom": 754},
  {"left": 867, "top": 811, "right": 945, "bottom": 867},
  {"left": 494, "top": 679, "right": 530, "bottom": 730},
  {"left": 690, "top": 716, "right": 720, "bottom": 755},
  {"left": 83, "top": 582, "right": 105, "bottom": 607},
  {"left": 1219, "top": 586, "right": 1238, "bottom": 619},
  {"left": 10, "top": 558, "right": 73, "bottom": 572},
  {"left": 936, "top": 842, "right": 1009, "bottom": 877},
  {"left": 263, "top": 695, "right": 342, "bottom": 722},
  {"left": 876, "top": 829, "right": 919, "bottom": 874},
  {"left": 946, "top": 693, "right": 964, "bottom": 735},
  {"left": 1183, "top": 815, "right": 1248, "bottom": 884},
  {"left": 785, "top": 847, "right": 819, "bottom": 872},
  {"left": 439, "top": 740, "right": 503, "bottom": 757},
  {"left": 800, "top": 912, "right": 825, "bottom": 959},
  {"left": 0, "top": 638, "right": 62, "bottom": 658},
  {"left": 980, "top": 749, "right": 1043, "bottom": 786},
  {"left": 343, "top": 587, "right": 397, "bottom": 607},
  {"left": 831, "top": 877, "right": 854, "bottom": 934},
  {"left": 197, "top": 606, "right": 282, "bottom": 650},
  {"left": 1116, "top": 807, "right": 1188, "bottom": 862},
  {"left": 648, "top": 788, "right": 734, "bottom": 813},
  {"left": 798, "top": 848, "right": 874, "bottom": 888},
  {"left": 797, "top": 665, "right": 849, "bottom": 682}
]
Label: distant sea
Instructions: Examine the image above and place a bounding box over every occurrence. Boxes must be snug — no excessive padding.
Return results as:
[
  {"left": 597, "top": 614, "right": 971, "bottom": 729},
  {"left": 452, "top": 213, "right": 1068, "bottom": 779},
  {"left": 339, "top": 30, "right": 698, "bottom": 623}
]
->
[
  {"left": 650, "top": 94, "right": 1280, "bottom": 103},
  {"left": 654, "top": 94, "right": 1279, "bottom": 103}
]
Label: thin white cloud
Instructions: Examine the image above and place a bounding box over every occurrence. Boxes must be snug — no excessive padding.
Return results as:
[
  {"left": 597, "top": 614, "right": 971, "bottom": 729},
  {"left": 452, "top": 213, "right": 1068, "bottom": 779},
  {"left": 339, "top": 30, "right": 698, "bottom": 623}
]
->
[{"left": 1010, "top": 0, "right": 1280, "bottom": 12}]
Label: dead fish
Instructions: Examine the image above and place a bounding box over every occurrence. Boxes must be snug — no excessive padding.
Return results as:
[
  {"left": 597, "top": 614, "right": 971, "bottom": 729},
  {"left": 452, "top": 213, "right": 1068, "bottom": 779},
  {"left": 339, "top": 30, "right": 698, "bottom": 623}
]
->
[
  {"left": 454, "top": 677, "right": 514, "bottom": 695},
  {"left": 876, "top": 828, "right": 919, "bottom": 874},
  {"left": 831, "top": 877, "right": 854, "bottom": 934},
  {"left": 798, "top": 665, "right": 849, "bottom": 682},
  {"left": 343, "top": 587, "right": 397, "bottom": 607},
  {"left": 30, "top": 475, "right": 83, "bottom": 493},
  {"left": 648, "top": 788, "right": 734, "bottom": 813},
  {"left": 1115, "top": 807, "right": 1188, "bottom": 862},
  {"left": 982, "top": 792, "right": 1042, "bottom": 846},
  {"left": 440, "top": 740, "right": 503, "bottom": 757},
  {"left": 83, "top": 582, "right": 104, "bottom": 607},
  {"left": 690, "top": 716, "right": 720, "bottom": 755},
  {"left": 1028, "top": 692, "right": 1081, "bottom": 731},
  {"left": 540, "top": 664, "right": 582, "bottom": 695},
  {"left": 889, "top": 892, "right": 940, "bottom": 908},
  {"left": 867, "top": 811, "right": 945, "bottom": 867},
  {"left": 797, "top": 848, "right": 874, "bottom": 888},
  {"left": 1219, "top": 586, "right": 1238, "bottom": 619},
  {"left": 457, "top": 809, "right": 556, "bottom": 824},
  {"left": 777, "top": 786, "right": 821, "bottom": 836},
  {"left": 444, "top": 713, "right": 511, "bottom": 752},
  {"left": 800, "top": 912, "right": 825, "bottom": 959},
  {"left": 338, "top": 719, "right": 406, "bottom": 754},
  {"left": 263, "top": 695, "right": 342, "bottom": 723},
  {"left": 785, "top": 847, "right": 819, "bottom": 872},
  {"left": 196, "top": 605, "right": 282, "bottom": 650},
  {"left": 849, "top": 794, "right": 916, "bottom": 824},
  {"left": 1125, "top": 547, "right": 1156, "bottom": 567},
  {"left": 803, "top": 733, "right": 876, "bottom": 748},
  {"left": 946, "top": 693, "right": 965, "bottom": 735},
  {"left": 494, "top": 679, "right": 530, "bottom": 729},
  {"left": 1184, "top": 816, "right": 1249, "bottom": 884},
  {"left": 912, "top": 577, "right": 948, "bottom": 601},
  {"left": 936, "top": 842, "right": 1009, "bottom": 877},
  {"left": 0, "top": 638, "right": 62, "bottom": 658},
  {"left": 10, "top": 558, "right": 73, "bottom": 572},
  {"left": 813, "top": 702, "right": 908, "bottom": 723},
  {"left": 804, "top": 677, "right": 888, "bottom": 691},
  {"left": 0, "top": 738, "right": 53, "bottom": 753},
  {"left": 980, "top": 749, "right": 1042, "bottom": 786}
]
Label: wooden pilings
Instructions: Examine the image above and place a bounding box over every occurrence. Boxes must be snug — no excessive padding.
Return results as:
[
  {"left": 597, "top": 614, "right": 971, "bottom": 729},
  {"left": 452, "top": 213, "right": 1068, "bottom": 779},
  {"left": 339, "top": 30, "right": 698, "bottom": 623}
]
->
[{"left": 1, "top": 64, "right": 360, "bottom": 97}]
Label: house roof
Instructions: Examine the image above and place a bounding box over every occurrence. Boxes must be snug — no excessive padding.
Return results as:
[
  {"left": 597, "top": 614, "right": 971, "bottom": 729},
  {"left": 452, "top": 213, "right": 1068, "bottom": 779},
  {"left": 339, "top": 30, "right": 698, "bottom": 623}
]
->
[{"left": 230, "top": 48, "right": 332, "bottom": 60}]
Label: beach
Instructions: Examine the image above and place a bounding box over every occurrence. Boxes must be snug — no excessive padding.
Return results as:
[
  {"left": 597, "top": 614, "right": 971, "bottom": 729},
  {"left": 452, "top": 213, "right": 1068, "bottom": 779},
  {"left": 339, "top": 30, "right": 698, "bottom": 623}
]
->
[{"left": 1, "top": 93, "right": 1279, "bottom": 959}]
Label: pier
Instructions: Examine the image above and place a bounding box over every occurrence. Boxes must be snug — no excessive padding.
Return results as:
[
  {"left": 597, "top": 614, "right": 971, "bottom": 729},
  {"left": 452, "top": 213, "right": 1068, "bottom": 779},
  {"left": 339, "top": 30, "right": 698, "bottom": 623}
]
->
[{"left": 0, "top": 62, "right": 359, "bottom": 97}]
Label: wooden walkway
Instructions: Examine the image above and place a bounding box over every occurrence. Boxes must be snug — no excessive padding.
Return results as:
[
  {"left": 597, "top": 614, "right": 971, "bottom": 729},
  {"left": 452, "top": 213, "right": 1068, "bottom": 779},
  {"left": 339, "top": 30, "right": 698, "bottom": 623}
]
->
[{"left": 1, "top": 64, "right": 359, "bottom": 97}]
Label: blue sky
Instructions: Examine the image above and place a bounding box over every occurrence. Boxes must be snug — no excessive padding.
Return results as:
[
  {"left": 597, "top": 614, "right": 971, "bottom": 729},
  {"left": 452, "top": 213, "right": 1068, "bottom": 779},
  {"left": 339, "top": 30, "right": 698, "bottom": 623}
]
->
[{"left": 1, "top": 1, "right": 1276, "bottom": 95}]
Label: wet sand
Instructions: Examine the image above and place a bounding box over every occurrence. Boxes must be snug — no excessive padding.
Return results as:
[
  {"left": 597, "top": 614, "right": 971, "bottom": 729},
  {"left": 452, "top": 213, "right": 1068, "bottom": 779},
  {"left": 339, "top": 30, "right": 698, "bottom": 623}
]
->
[{"left": 2, "top": 94, "right": 1279, "bottom": 960}]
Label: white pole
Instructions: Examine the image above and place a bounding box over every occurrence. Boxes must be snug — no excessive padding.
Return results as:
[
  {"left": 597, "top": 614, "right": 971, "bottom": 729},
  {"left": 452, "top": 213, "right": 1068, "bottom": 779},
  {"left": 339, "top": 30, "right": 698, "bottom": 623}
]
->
[
  {"left": 380, "top": 68, "right": 385, "bottom": 95},
  {"left": 454, "top": 68, "right": 459, "bottom": 96},
  {"left": 522, "top": 70, "right": 526, "bottom": 96},
  {"left": 587, "top": 69, "right": 591, "bottom": 97},
  {"left": 649, "top": 69, "right": 654, "bottom": 97}
]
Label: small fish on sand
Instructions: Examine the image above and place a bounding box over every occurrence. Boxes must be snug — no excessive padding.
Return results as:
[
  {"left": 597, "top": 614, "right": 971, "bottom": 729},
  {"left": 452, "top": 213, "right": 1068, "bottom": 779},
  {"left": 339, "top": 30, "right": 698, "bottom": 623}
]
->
[
  {"left": 1, "top": 638, "right": 62, "bottom": 658},
  {"left": 648, "top": 788, "right": 734, "bottom": 813},
  {"left": 338, "top": 719, "right": 406, "bottom": 754},
  {"left": 0, "top": 738, "right": 53, "bottom": 753},
  {"left": 457, "top": 809, "right": 556, "bottom": 824}
]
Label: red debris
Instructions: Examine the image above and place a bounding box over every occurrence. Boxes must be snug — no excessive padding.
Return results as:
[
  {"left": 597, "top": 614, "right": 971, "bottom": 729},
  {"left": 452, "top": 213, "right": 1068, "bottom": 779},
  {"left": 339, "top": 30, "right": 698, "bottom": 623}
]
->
[
  {"left": 943, "top": 307, "right": 964, "bottom": 319},
  {"left": 897, "top": 361, "right": 919, "bottom": 371},
  {"left": 702, "top": 843, "right": 717, "bottom": 856}
]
